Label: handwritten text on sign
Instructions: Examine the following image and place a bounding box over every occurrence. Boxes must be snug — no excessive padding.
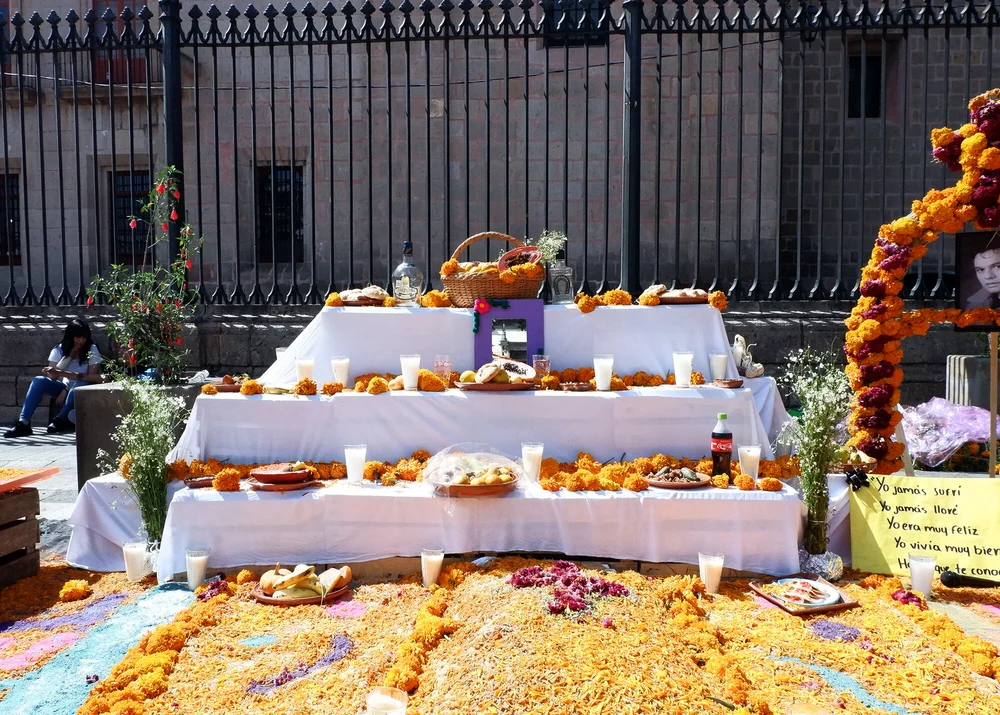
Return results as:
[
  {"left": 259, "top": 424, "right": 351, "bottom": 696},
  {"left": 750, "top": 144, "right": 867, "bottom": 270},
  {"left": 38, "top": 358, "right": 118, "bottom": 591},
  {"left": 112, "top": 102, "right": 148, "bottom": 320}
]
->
[{"left": 850, "top": 474, "right": 1000, "bottom": 578}]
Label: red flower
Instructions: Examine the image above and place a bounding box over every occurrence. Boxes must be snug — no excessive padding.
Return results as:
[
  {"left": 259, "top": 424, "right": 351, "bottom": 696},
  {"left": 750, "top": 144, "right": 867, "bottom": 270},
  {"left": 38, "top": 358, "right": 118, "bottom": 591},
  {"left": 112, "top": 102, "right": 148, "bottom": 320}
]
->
[
  {"left": 175, "top": 337, "right": 183, "bottom": 346},
  {"left": 173, "top": 189, "right": 181, "bottom": 199},
  {"left": 156, "top": 183, "right": 166, "bottom": 194},
  {"left": 156, "top": 303, "right": 163, "bottom": 313},
  {"left": 129, "top": 354, "right": 137, "bottom": 366},
  {"left": 174, "top": 299, "right": 182, "bottom": 308},
  {"left": 129, "top": 219, "right": 137, "bottom": 229},
  {"left": 474, "top": 298, "right": 490, "bottom": 315},
  {"left": 128, "top": 340, "right": 135, "bottom": 349},
  {"left": 161, "top": 222, "right": 169, "bottom": 232},
  {"left": 86, "top": 296, "right": 94, "bottom": 306},
  {"left": 170, "top": 209, "right": 179, "bottom": 221},
  {"left": 185, "top": 259, "right": 192, "bottom": 269}
]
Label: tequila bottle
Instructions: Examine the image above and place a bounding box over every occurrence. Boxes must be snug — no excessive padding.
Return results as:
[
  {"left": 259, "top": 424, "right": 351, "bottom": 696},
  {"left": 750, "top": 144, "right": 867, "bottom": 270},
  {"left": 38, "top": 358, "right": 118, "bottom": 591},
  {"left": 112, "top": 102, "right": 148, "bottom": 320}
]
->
[
  {"left": 548, "top": 250, "right": 574, "bottom": 304},
  {"left": 392, "top": 240, "right": 424, "bottom": 305}
]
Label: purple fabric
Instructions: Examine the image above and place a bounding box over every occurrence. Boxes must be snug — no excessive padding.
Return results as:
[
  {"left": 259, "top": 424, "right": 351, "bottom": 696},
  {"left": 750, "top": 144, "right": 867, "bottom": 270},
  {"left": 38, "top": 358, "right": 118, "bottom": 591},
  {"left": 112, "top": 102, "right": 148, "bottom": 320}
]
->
[
  {"left": 0, "top": 593, "right": 128, "bottom": 634},
  {"left": 901, "top": 397, "right": 991, "bottom": 467}
]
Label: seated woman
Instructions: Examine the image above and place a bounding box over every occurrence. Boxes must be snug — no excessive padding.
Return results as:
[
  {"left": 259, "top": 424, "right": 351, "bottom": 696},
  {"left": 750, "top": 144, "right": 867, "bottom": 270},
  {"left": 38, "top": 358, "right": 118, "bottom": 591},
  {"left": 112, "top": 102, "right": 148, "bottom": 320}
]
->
[{"left": 4, "top": 318, "right": 104, "bottom": 438}]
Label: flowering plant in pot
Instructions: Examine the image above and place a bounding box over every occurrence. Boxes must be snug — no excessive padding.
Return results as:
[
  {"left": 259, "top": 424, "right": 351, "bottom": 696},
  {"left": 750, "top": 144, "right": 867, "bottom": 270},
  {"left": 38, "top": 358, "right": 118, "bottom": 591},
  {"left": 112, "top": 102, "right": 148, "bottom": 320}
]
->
[{"left": 89, "top": 167, "right": 201, "bottom": 384}]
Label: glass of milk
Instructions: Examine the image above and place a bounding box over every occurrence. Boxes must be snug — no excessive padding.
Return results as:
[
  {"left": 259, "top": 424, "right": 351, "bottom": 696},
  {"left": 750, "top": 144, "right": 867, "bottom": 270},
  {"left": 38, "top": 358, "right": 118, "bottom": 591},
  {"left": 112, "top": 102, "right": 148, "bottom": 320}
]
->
[
  {"left": 400, "top": 354, "right": 421, "bottom": 391},
  {"left": 738, "top": 445, "right": 762, "bottom": 480},
  {"left": 593, "top": 354, "right": 614, "bottom": 391},
  {"left": 295, "top": 358, "right": 315, "bottom": 381},
  {"left": 909, "top": 554, "right": 937, "bottom": 597},
  {"left": 421, "top": 548, "right": 445, "bottom": 588},
  {"left": 185, "top": 548, "right": 211, "bottom": 590},
  {"left": 709, "top": 353, "right": 729, "bottom": 381},
  {"left": 672, "top": 352, "right": 695, "bottom": 387},
  {"left": 366, "top": 686, "right": 408, "bottom": 715},
  {"left": 521, "top": 442, "right": 544, "bottom": 483},
  {"left": 345, "top": 445, "right": 367, "bottom": 485},
  {"left": 330, "top": 356, "right": 350, "bottom": 386},
  {"left": 698, "top": 552, "right": 725, "bottom": 594},
  {"left": 122, "top": 541, "right": 147, "bottom": 582}
]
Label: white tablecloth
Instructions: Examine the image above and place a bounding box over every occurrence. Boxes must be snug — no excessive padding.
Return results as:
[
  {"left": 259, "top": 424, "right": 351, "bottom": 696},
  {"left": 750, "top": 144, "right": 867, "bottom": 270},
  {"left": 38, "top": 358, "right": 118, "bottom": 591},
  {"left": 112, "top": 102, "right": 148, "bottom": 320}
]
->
[
  {"left": 156, "top": 480, "right": 806, "bottom": 582},
  {"left": 167, "top": 387, "right": 774, "bottom": 465},
  {"left": 261, "top": 304, "right": 740, "bottom": 385},
  {"left": 66, "top": 475, "right": 185, "bottom": 571},
  {"left": 744, "top": 376, "right": 793, "bottom": 443}
]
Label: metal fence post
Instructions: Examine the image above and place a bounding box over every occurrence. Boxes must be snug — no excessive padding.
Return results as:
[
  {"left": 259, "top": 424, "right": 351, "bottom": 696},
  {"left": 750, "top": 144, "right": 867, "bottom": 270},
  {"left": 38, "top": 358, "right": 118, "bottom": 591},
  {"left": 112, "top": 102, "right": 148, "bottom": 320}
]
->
[
  {"left": 159, "top": 0, "right": 184, "bottom": 259},
  {"left": 619, "top": 0, "right": 642, "bottom": 295}
]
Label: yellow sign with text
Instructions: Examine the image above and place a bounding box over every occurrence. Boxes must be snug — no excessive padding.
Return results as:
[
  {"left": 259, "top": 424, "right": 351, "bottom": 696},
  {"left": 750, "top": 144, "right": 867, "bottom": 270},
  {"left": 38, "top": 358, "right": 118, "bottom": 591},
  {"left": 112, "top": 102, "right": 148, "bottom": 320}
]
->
[{"left": 850, "top": 474, "right": 1000, "bottom": 578}]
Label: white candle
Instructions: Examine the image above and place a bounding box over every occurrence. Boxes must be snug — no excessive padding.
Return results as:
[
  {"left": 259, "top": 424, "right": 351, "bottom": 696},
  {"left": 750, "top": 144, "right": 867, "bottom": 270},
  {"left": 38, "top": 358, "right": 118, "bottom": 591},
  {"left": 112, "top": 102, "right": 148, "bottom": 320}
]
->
[
  {"left": 122, "top": 541, "right": 146, "bottom": 582},
  {"left": 366, "top": 687, "right": 408, "bottom": 715},
  {"left": 738, "top": 445, "right": 762, "bottom": 480},
  {"left": 593, "top": 354, "right": 614, "bottom": 391},
  {"left": 698, "top": 552, "right": 725, "bottom": 594},
  {"left": 400, "top": 355, "right": 421, "bottom": 391},
  {"left": 521, "top": 442, "right": 544, "bottom": 483},
  {"left": 709, "top": 353, "right": 729, "bottom": 381},
  {"left": 295, "top": 358, "right": 315, "bottom": 381},
  {"left": 672, "top": 352, "right": 694, "bottom": 387},
  {"left": 186, "top": 548, "right": 210, "bottom": 590},
  {"left": 345, "top": 445, "right": 367, "bottom": 485},
  {"left": 421, "top": 549, "right": 445, "bottom": 588},
  {"left": 909, "top": 554, "right": 936, "bottom": 597},
  {"left": 330, "top": 356, "right": 350, "bottom": 386}
]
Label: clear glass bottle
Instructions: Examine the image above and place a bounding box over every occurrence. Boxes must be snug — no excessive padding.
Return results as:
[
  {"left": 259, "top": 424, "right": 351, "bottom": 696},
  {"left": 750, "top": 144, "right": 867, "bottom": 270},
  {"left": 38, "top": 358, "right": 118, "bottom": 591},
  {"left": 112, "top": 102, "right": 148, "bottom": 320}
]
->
[
  {"left": 548, "top": 249, "right": 574, "bottom": 304},
  {"left": 392, "top": 240, "right": 424, "bottom": 305}
]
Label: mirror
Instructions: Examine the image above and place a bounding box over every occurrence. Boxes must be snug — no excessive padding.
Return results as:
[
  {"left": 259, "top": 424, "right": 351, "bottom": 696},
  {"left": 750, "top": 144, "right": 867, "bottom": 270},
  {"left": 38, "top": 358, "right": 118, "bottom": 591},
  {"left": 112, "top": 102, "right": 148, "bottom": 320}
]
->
[{"left": 491, "top": 319, "right": 528, "bottom": 362}]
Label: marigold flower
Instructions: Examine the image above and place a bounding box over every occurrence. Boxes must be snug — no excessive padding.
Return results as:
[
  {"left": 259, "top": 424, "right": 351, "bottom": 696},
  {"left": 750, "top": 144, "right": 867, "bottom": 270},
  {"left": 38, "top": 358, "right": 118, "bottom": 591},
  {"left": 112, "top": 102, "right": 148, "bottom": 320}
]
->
[
  {"left": 420, "top": 289, "right": 453, "bottom": 308},
  {"left": 707, "top": 290, "right": 728, "bottom": 310},
  {"left": 327, "top": 461, "right": 347, "bottom": 479},
  {"left": 440, "top": 258, "right": 460, "bottom": 277},
  {"left": 638, "top": 293, "right": 659, "bottom": 306},
  {"left": 319, "top": 381, "right": 343, "bottom": 396},
  {"left": 59, "top": 579, "right": 92, "bottom": 602},
  {"left": 417, "top": 369, "right": 447, "bottom": 392},
  {"left": 364, "top": 460, "right": 390, "bottom": 481},
  {"left": 510, "top": 262, "right": 544, "bottom": 279},
  {"left": 757, "top": 477, "right": 782, "bottom": 492},
  {"left": 711, "top": 474, "right": 730, "bottom": 489},
  {"left": 200, "top": 384, "right": 218, "bottom": 395},
  {"left": 980, "top": 147, "right": 1000, "bottom": 170},
  {"left": 239, "top": 379, "right": 263, "bottom": 395},
  {"left": 540, "top": 374, "right": 561, "bottom": 390},
  {"left": 560, "top": 368, "right": 578, "bottom": 382},
  {"left": 411, "top": 449, "right": 431, "bottom": 461},
  {"left": 119, "top": 452, "right": 134, "bottom": 480},
  {"left": 325, "top": 292, "right": 344, "bottom": 307},
  {"left": 600, "top": 288, "right": 632, "bottom": 306},
  {"left": 498, "top": 269, "right": 517, "bottom": 284},
  {"left": 575, "top": 293, "right": 600, "bottom": 313},
  {"left": 366, "top": 376, "right": 390, "bottom": 395},
  {"left": 383, "top": 296, "right": 398, "bottom": 307},
  {"left": 931, "top": 126, "right": 958, "bottom": 147},
  {"left": 734, "top": 474, "right": 755, "bottom": 491},
  {"left": 166, "top": 460, "right": 188, "bottom": 481},
  {"left": 212, "top": 468, "right": 241, "bottom": 492},
  {"left": 293, "top": 377, "right": 317, "bottom": 395}
]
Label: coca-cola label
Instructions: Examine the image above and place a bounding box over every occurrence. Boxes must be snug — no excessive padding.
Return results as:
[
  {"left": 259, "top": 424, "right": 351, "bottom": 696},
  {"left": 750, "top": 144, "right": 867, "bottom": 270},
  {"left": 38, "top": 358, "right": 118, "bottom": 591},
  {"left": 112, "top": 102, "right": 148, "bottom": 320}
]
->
[{"left": 711, "top": 438, "right": 733, "bottom": 452}]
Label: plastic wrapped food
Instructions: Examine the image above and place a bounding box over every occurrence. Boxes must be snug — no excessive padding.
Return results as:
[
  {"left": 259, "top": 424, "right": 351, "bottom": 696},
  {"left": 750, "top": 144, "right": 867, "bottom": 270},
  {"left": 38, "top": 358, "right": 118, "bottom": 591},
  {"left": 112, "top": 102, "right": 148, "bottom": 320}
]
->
[
  {"left": 423, "top": 443, "right": 524, "bottom": 487},
  {"left": 901, "top": 397, "right": 992, "bottom": 467}
]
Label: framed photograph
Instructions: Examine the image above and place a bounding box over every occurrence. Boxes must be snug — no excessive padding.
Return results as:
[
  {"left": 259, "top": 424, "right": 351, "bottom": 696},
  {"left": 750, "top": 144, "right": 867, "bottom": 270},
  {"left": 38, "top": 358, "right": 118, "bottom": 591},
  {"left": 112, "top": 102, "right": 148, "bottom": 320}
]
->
[
  {"left": 473, "top": 299, "right": 545, "bottom": 368},
  {"left": 956, "top": 230, "right": 1000, "bottom": 332}
]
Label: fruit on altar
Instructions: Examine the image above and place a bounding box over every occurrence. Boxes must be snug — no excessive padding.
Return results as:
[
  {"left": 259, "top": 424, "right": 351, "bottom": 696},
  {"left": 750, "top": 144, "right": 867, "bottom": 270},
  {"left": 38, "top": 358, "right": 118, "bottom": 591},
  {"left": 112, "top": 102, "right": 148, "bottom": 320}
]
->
[
  {"left": 475, "top": 364, "right": 502, "bottom": 383},
  {"left": 318, "top": 565, "right": 353, "bottom": 592},
  {"left": 388, "top": 375, "right": 405, "bottom": 391},
  {"left": 459, "top": 370, "right": 476, "bottom": 383},
  {"left": 491, "top": 358, "right": 535, "bottom": 380},
  {"left": 272, "top": 564, "right": 315, "bottom": 592},
  {"left": 490, "top": 369, "right": 511, "bottom": 384},
  {"left": 260, "top": 564, "right": 293, "bottom": 596},
  {"left": 497, "top": 246, "right": 543, "bottom": 271},
  {"left": 272, "top": 587, "right": 319, "bottom": 600}
]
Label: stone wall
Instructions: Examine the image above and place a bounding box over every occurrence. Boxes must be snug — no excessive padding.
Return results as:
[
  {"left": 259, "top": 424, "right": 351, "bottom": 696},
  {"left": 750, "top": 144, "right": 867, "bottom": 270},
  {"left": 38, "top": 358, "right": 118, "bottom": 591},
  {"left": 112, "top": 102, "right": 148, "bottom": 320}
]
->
[{"left": 0, "top": 302, "right": 981, "bottom": 427}]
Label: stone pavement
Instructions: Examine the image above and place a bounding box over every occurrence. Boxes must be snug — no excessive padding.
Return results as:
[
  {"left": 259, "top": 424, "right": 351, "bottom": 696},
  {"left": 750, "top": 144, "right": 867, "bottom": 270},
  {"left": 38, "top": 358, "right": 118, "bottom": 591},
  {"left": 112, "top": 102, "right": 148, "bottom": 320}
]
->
[{"left": 0, "top": 432, "right": 78, "bottom": 558}]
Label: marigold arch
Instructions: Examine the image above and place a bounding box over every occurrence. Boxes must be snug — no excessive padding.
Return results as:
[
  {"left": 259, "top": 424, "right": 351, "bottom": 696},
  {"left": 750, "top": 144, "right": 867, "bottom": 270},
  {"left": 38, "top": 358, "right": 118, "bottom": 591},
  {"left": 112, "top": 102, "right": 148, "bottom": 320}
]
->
[{"left": 845, "top": 89, "right": 1000, "bottom": 474}]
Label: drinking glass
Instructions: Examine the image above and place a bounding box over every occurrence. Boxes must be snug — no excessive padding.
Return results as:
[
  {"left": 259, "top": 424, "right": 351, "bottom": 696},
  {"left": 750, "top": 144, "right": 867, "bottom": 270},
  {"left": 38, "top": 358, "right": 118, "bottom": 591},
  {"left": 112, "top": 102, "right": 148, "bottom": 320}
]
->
[
  {"left": 400, "top": 354, "right": 421, "bottom": 391},
  {"left": 345, "top": 445, "right": 368, "bottom": 485},
  {"left": 521, "top": 442, "right": 544, "bottom": 483},
  {"left": 709, "top": 352, "right": 729, "bottom": 381},
  {"left": 532, "top": 354, "right": 551, "bottom": 378},
  {"left": 122, "top": 541, "right": 147, "bottom": 582},
  {"left": 330, "top": 356, "right": 351, "bottom": 386},
  {"left": 698, "top": 552, "right": 725, "bottom": 594},
  {"left": 185, "top": 547, "right": 211, "bottom": 590},
  {"left": 672, "top": 352, "right": 694, "bottom": 387},
  {"left": 737, "top": 445, "right": 762, "bottom": 480},
  {"left": 909, "top": 554, "right": 937, "bottom": 597},
  {"left": 593, "top": 354, "right": 615, "bottom": 391},
  {"left": 295, "top": 358, "right": 315, "bottom": 381},
  {"left": 433, "top": 354, "right": 453, "bottom": 385},
  {"left": 275, "top": 347, "right": 287, "bottom": 360},
  {"left": 421, "top": 549, "right": 445, "bottom": 588},
  {"left": 366, "top": 686, "right": 408, "bottom": 715}
]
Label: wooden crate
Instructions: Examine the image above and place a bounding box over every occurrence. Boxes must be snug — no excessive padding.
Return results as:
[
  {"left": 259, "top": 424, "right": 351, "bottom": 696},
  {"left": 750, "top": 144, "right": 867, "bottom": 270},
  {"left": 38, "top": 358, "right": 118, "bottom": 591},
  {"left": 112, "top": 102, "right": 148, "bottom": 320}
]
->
[{"left": 0, "top": 487, "right": 40, "bottom": 591}]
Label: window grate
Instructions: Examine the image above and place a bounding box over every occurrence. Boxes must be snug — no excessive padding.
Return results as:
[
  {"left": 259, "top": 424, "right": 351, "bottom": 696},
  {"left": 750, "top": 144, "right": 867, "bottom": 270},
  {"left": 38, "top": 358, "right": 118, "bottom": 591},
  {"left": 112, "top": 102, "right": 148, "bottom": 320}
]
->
[
  {"left": 109, "top": 170, "right": 151, "bottom": 263},
  {"left": 256, "top": 166, "right": 305, "bottom": 264},
  {"left": 0, "top": 173, "right": 19, "bottom": 266}
]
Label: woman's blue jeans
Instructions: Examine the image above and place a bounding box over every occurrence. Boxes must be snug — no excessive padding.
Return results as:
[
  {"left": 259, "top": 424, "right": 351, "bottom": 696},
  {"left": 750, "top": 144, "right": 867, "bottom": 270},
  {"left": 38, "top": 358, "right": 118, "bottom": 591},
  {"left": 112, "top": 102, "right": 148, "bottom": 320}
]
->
[{"left": 19, "top": 376, "right": 84, "bottom": 424}]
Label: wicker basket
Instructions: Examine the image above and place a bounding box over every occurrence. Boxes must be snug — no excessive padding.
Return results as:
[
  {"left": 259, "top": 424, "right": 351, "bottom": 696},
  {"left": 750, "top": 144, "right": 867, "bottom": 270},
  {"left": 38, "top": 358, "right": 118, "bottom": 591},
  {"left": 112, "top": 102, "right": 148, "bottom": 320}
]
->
[{"left": 440, "top": 232, "right": 545, "bottom": 308}]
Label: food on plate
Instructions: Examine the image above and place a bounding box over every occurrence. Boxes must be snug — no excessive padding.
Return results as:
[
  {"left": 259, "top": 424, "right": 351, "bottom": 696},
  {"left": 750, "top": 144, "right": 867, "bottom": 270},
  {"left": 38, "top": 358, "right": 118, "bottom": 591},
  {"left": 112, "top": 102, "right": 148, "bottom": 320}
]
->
[
  {"left": 259, "top": 565, "right": 292, "bottom": 595},
  {"left": 641, "top": 284, "right": 668, "bottom": 299},
  {"left": 451, "top": 465, "right": 517, "bottom": 486},
  {"left": 491, "top": 358, "right": 536, "bottom": 380},
  {"left": 475, "top": 364, "right": 503, "bottom": 384},
  {"left": 762, "top": 579, "right": 839, "bottom": 607},
  {"left": 318, "top": 565, "right": 353, "bottom": 592},
  {"left": 459, "top": 370, "right": 477, "bottom": 383},
  {"left": 260, "top": 563, "right": 353, "bottom": 601},
  {"left": 648, "top": 466, "right": 705, "bottom": 484},
  {"left": 263, "top": 385, "right": 291, "bottom": 394}
]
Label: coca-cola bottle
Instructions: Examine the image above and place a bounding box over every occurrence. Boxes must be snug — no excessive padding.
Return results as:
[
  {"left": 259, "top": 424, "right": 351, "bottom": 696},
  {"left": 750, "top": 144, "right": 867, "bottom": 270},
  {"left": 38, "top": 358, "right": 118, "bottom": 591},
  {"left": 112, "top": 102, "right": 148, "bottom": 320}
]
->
[{"left": 711, "top": 412, "right": 733, "bottom": 477}]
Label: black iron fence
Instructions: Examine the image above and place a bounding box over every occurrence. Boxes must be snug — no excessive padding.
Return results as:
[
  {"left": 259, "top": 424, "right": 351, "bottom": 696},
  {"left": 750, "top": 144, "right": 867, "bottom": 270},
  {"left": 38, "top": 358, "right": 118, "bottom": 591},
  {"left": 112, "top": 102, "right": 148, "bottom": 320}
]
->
[{"left": 0, "top": 0, "right": 998, "bottom": 306}]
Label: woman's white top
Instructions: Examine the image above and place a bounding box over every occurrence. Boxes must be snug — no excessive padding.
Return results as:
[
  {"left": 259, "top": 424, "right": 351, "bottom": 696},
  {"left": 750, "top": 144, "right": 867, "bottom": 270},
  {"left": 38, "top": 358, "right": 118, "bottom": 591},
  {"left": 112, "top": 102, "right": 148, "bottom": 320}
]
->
[{"left": 48, "top": 344, "right": 102, "bottom": 385}]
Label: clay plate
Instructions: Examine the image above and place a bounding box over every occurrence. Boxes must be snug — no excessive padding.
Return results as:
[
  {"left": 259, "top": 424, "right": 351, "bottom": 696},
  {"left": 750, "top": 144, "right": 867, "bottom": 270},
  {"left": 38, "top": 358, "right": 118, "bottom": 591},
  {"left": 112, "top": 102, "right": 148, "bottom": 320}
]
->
[
  {"left": 713, "top": 378, "right": 744, "bottom": 389},
  {"left": 435, "top": 478, "right": 518, "bottom": 497},
  {"left": 248, "top": 478, "right": 322, "bottom": 492},
  {"left": 657, "top": 295, "right": 709, "bottom": 305},
  {"left": 251, "top": 582, "right": 351, "bottom": 606},
  {"left": 455, "top": 382, "right": 535, "bottom": 392},
  {"left": 250, "top": 464, "right": 314, "bottom": 484},
  {"left": 559, "top": 382, "right": 592, "bottom": 392},
  {"left": 342, "top": 297, "right": 385, "bottom": 307},
  {"left": 647, "top": 475, "right": 712, "bottom": 490},
  {"left": 184, "top": 476, "right": 216, "bottom": 489},
  {"left": 212, "top": 383, "right": 242, "bottom": 393}
]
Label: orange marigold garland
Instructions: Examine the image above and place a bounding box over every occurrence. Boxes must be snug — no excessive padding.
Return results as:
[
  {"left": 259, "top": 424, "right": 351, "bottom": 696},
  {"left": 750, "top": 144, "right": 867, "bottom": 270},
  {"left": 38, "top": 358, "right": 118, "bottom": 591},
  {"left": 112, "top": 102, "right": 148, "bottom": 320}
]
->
[{"left": 846, "top": 89, "right": 1000, "bottom": 473}]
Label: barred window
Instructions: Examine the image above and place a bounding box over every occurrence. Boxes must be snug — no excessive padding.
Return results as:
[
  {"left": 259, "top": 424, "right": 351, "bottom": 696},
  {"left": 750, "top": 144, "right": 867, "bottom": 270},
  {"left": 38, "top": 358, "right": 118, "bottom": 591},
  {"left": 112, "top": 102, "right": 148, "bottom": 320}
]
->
[
  {"left": 0, "top": 174, "right": 20, "bottom": 266},
  {"left": 256, "top": 166, "right": 305, "bottom": 264},
  {"left": 108, "top": 170, "right": 151, "bottom": 263}
]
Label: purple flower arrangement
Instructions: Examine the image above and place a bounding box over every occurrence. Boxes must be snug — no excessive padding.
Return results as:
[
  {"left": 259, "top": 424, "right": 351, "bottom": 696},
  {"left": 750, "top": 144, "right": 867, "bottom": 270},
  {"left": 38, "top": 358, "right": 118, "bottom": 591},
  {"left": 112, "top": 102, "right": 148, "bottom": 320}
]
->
[
  {"left": 810, "top": 619, "right": 860, "bottom": 643},
  {"left": 509, "top": 560, "right": 629, "bottom": 616}
]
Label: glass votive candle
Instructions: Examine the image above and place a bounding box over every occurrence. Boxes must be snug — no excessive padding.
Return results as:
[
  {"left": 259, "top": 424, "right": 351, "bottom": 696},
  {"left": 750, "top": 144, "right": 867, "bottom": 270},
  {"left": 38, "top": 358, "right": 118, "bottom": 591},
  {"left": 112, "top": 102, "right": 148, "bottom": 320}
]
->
[
  {"left": 275, "top": 347, "right": 287, "bottom": 360},
  {"left": 593, "top": 354, "right": 614, "bottom": 391},
  {"left": 909, "top": 554, "right": 937, "bottom": 597},
  {"left": 737, "top": 445, "right": 762, "bottom": 480},
  {"left": 122, "top": 541, "right": 147, "bottom": 582},
  {"left": 330, "top": 356, "right": 350, "bottom": 386},
  {"left": 421, "top": 548, "right": 445, "bottom": 588},
  {"left": 295, "top": 357, "right": 315, "bottom": 381},
  {"left": 345, "top": 445, "right": 368, "bottom": 485},
  {"left": 185, "top": 547, "right": 211, "bottom": 590},
  {"left": 433, "top": 354, "right": 452, "bottom": 385},
  {"left": 698, "top": 552, "right": 725, "bottom": 594},
  {"left": 532, "top": 354, "right": 551, "bottom": 378},
  {"left": 709, "top": 352, "right": 729, "bottom": 381},
  {"left": 672, "top": 352, "right": 694, "bottom": 387},
  {"left": 400, "top": 354, "right": 421, "bottom": 391},
  {"left": 366, "top": 686, "right": 408, "bottom": 714},
  {"left": 521, "top": 442, "right": 544, "bottom": 483}
]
